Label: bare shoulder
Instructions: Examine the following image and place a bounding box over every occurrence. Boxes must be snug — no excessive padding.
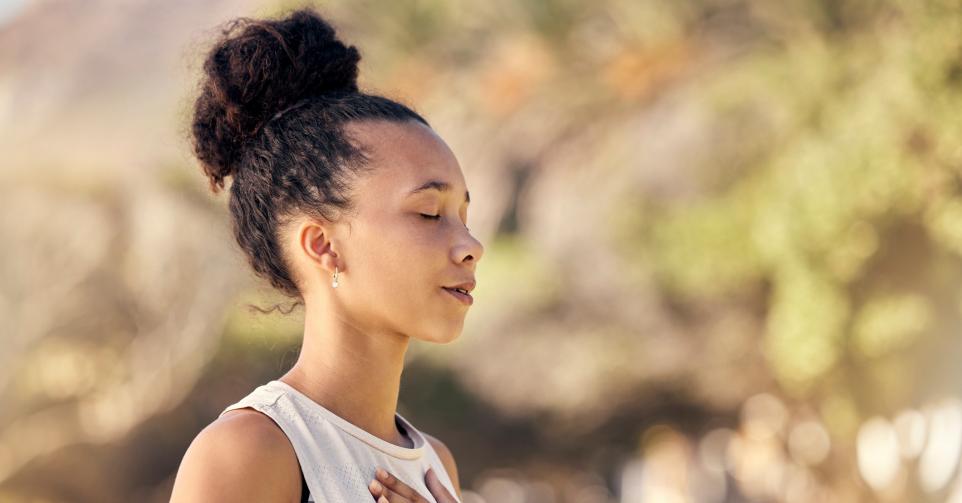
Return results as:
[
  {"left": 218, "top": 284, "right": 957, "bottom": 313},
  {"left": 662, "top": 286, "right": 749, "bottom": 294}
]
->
[
  {"left": 422, "top": 432, "right": 462, "bottom": 499},
  {"left": 169, "top": 408, "right": 302, "bottom": 503}
]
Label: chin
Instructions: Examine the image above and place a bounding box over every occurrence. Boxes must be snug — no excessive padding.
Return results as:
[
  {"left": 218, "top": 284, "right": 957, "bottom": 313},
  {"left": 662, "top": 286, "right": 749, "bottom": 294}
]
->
[
  {"left": 419, "top": 322, "right": 465, "bottom": 344},
  {"left": 434, "top": 331, "right": 463, "bottom": 344}
]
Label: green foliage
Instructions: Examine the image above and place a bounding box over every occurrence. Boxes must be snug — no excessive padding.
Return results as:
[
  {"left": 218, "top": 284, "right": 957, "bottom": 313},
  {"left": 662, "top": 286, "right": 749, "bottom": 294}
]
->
[
  {"left": 472, "top": 234, "right": 565, "bottom": 318},
  {"left": 853, "top": 292, "right": 932, "bottom": 358},
  {"left": 641, "top": 1, "right": 962, "bottom": 396}
]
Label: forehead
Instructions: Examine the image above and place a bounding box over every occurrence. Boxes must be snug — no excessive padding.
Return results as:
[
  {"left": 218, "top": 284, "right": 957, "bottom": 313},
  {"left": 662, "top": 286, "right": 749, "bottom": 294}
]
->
[{"left": 344, "top": 119, "right": 465, "bottom": 199}]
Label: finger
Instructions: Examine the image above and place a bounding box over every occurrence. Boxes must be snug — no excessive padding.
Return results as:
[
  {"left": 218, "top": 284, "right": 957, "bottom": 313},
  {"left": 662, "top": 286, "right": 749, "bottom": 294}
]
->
[
  {"left": 377, "top": 487, "right": 409, "bottom": 503},
  {"left": 369, "top": 480, "right": 414, "bottom": 503},
  {"left": 424, "top": 467, "right": 457, "bottom": 503},
  {"left": 375, "top": 468, "right": 425, "bottom": 502},
  {"left": 368, "top": 479, "right": 389, "bottom": 501}
]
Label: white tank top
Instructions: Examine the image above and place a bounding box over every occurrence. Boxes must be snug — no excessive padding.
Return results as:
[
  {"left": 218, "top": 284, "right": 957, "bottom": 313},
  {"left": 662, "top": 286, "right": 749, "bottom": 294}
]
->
[{"left": 218, "top": 379, "right": 461, "bottom": 503}]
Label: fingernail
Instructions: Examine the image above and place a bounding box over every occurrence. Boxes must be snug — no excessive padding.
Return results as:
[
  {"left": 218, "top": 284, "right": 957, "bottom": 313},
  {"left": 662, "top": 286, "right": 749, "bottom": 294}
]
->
[
  {"left": 369, "top": 480, "right": 382, "bottom": 492},
  {"left": 379, "top": 496, "right": 389, "bottom": 503},
  {"left": 376, "top": 467, "right": 388, "bottom": 479}
]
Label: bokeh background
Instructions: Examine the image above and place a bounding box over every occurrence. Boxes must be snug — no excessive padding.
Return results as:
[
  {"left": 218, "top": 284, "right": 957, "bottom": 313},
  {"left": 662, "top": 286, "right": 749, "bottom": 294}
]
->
[{"left": 2, "top": 0, "right": 962, "bottom": 501}]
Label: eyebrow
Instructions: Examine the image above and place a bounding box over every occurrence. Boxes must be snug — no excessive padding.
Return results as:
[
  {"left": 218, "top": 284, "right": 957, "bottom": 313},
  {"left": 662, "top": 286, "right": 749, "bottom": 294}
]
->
[{"left": 407, "top": 179, "right": 470, "bottom": 204}]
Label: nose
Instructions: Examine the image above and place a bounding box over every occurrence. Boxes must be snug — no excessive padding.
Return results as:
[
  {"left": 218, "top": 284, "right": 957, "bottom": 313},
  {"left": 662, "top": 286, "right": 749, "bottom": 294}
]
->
[{"left": 455, "top": 229, "right": 484, "bottom": 266}]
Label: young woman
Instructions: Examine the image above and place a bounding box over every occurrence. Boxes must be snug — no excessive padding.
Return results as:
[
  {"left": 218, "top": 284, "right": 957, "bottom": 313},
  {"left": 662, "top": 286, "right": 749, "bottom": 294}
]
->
[{"left": 169, "top": 8, "right": 483, "bottom": 503}]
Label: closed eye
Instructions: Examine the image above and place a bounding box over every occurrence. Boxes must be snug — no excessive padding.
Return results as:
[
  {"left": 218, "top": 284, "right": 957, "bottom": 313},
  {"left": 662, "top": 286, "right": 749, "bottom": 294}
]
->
[{"left": 420, "top": 213, "right": 470, "bottom": 231}]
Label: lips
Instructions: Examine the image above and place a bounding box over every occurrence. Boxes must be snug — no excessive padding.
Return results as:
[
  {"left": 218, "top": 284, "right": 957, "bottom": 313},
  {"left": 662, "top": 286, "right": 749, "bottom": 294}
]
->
[
  {"left": 442, "top": 286, "right": 473, "bottom": 305},
  {"left": 443, "top": 279, "right": 476, "bottom": 294}
]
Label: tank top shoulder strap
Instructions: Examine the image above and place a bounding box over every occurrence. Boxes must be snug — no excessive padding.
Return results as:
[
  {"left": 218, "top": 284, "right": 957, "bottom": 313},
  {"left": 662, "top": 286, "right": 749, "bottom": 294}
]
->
[
  {"left": 220, "top": 382, "right": 283, "bottom": 415},
  {"left": 220, "top": 384, "right": 316, "bottom": 501}
]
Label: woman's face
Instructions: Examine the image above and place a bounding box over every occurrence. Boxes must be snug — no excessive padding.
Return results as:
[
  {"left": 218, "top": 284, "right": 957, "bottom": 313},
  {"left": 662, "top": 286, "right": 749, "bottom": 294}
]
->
[{"left": 303, "top": 119, "right": 483, "bottom": 343}]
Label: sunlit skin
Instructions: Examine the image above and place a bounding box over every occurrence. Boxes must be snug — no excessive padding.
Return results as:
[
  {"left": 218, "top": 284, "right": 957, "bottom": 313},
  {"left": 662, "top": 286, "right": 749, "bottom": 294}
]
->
[{"left": 276, "top": 119, "right": 481, "bottom": 501}]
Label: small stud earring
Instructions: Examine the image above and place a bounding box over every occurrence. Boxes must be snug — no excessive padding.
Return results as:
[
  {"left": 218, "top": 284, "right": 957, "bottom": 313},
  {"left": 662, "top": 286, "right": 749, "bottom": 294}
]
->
[{"left": 332, "top": 266, "right": 339, "bottom": 288}]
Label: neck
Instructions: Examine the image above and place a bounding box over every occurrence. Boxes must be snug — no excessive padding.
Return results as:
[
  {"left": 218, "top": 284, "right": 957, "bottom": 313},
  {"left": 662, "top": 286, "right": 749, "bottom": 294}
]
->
[{"left": 280, "top": 297, "right": 412, "bottom": 448}]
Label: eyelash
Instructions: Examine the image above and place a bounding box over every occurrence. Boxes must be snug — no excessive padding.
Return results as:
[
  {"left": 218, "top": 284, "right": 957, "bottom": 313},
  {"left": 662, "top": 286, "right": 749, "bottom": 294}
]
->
[{"left": 420, "top": 213, "right": 470, "bottom": 231}]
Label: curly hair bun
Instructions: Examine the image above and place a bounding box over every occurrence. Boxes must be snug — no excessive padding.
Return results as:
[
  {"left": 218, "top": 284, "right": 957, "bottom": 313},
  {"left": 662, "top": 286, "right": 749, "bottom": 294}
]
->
[{"left": 191, "top": 8, "right": 361, "bottom": 191}]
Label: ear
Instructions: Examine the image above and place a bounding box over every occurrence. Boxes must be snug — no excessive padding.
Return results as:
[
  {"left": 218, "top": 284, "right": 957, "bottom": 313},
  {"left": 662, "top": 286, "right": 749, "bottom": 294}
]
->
[{"left": 298, "top": 218, "right": 339, "bottom": 274}]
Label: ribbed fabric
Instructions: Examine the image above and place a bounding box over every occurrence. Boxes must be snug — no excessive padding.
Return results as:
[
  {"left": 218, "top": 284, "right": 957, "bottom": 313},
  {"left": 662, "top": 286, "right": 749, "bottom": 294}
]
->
[{"left": 219, "top": 380, "right": 460, "bottom": 503}]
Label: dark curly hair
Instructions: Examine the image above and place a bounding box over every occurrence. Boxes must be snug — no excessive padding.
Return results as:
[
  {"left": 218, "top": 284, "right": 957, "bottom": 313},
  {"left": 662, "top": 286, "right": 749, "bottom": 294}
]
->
[{"left": 190, "top": 8, "right": 430, "bottom": 302}]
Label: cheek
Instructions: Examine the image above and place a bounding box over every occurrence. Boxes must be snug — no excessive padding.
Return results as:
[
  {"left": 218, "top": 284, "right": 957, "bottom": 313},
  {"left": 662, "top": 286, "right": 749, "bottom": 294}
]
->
[
  {"left": 347, "top": 220, "right": 466, "bottom": 341},
  {"left": 352, "top": 218, "right": 439, "bottom": 301},
  {"left": 371, "top": 219, "right": 434, "bottom": 271}
]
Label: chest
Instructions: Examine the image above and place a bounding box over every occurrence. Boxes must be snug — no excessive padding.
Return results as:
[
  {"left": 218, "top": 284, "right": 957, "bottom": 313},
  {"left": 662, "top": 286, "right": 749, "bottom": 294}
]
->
[{"left": 300, "top": 454, "right": 451, "bottom": 503}]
